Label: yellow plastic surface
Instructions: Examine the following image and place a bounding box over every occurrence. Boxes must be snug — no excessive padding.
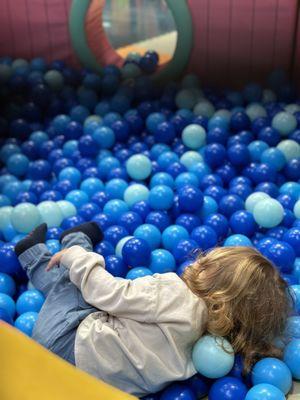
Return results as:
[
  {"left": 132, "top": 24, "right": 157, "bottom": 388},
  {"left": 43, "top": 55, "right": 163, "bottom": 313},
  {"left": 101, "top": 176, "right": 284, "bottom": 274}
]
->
[{"left": 0, "top": 322, "right": 137, "bottom": 400}]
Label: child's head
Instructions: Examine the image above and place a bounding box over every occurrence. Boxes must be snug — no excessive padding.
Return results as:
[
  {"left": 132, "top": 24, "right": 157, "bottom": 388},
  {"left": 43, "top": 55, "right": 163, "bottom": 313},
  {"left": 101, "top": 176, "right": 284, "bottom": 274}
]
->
[{"left": 182, "top": 246, "right": 291, "bottom": 372}]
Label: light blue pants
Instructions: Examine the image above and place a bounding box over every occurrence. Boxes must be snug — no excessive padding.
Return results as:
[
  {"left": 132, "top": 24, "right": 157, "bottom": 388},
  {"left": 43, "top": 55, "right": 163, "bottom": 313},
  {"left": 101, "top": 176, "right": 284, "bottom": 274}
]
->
[{"left": 18, "top": 232, "right": 97, "bottom": 365}]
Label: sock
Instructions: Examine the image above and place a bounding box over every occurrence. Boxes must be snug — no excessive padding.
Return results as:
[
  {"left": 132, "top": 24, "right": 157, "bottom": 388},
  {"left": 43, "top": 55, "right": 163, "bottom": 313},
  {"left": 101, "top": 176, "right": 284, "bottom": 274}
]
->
[
  {"left": 15, "top": 223, "right": 48, "bottom": 257},
  {"left": 60, "top": 222, "right": 103, "bottom": 246}
]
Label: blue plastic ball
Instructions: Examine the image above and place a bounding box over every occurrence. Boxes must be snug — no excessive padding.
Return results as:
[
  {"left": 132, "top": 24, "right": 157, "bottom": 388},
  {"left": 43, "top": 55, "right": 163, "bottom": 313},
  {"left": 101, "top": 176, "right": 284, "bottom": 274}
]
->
[
  {"left": 0, "top": 272, "right": 16, "bottom": 296},
  {"left": 103, "top": 200, "right": 129, "bottom": 224},
  {"left": 0, "top": 293, "right": 15, "bottom": 318},
  {"left": 126, "top": 267, "right": 153, "bottom": 280},
  {"left": 149, "top": 185, "right": 174, "bottom": 211},
  {"left": 122, "top": 238, "right": 151, "bottom": 267},
  {"left": 104, "top": 225, "right": 129, "bottom": 247},
  {"left": 192, "top": 335, "right": 234, "bottom": 379},
  {"left": 7, "top": 153, "right": 29, "bottom": 176},
  {"left": 105, "top": 255, "right": 128, "bottom": 278},
  {"left": 14, "top": 311, "right": 39, "bottom": 336},
  {"left": 148, "top": 249, "right": 176, "bottom": 273},
  {"left": 160, "top": 384, "right": 196, "bottom": 400},
  {"left": 245, "top": 384, "right": 285, "bottom": 400},
  {"left": 224, "top": 234, "right": 252, "bottom": 247},
  {"left": 16, "top": 289, "right": 44, "bottom": 314},
  {"left": 253, "top": 199, "right": 284, "bottom": 228},
  {"left": 252, "top": 358, "right": 292, "bottom": 395},
  {"left": 65, "top": 190, "right": 89, "bottom": 209},
  {"left": 191, "top": 226, "right": 218, "bottom": 250},
  {"left": 209, "top": 377, "right": 248, "bottom": 400},
  {"left": 162, "top": 225, "right": 189, "bottom": 251},
  {"left": 284, "top": 338, "right": 300, "bottom": 379}
]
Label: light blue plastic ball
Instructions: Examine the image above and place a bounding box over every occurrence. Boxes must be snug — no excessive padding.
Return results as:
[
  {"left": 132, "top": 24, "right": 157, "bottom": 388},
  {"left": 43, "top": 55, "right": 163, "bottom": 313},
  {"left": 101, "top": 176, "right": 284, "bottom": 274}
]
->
[
  {"left": 162, "top": 225, "right": 189, "bottom": 251},
  {"left": 182, "top": 124, "right": 206, "bottom": 149},
  {"left": 199, "top": 196, "right": 218, "bottom": 218},
  {"left": 123, "top": 184, "right": 149, "bottom": 207},
  {"left": 194, "top": 100, "right": 215, "bottom": 118},
  {"left": 46, "top": 239, "right": 61, "bottom": 255},
  {"left": 245, "top": 192, "right": 270, "bottom": 213},
  {"left": 175, "top": 172, "right": 199, "bottom": 189},
  {"left": 16, "top": 289, "right": 44, "bottom": 314},
  {"left": 56, "top": 200, "right": 77, "bottom": 219},
  {"left": 149, "top": 185, "right": 174, "bottom": 211},
  {"left": 11, "top": 203, "right": 41, "bottom": 233},
  {"left": 126, "top": 155, "right": 152, "bottom": 180},
  {"left": 253, "top": 199, "right": 284, "bottom": 228},
  {"left": 180, "top": 151, "right": 203, "bottom": 169},
  {"left": 294, "top": 200, "right": 300, "bottom": 219},
  {"left": 103, "top": 200, "right": 129, "bottom": 224},
  {"left": 0, "top": 293, "right": 15, "bottom": 317},
  {"left": 14, "top": 311, "right": 39, "bottom": 336},
  {"left": 150, "top": 173, "right": 174, "bottom": 189},
  {"left": 105, "top": 179, "right": 128, "bottom": 199},
  {"left": 80, "top": 178, "right": 104, "bottom": 198},
  {"left": 280, "top": 182, "right": 300, "bottom": 199},
  {"left": 175, "top": 89, "right": 197, "bottom": 109},
  {"left": 126, "top": 267, "right": 153, "bottom": 280},
  {"left": 277, "top": 140, "right": 300, "bottom": 161},
  {"left": 248, "top": 140, "right": 269, "bottom": 162},
  {"left": 93, "top": 126, "right": 115, "bottom": 149},
  {"left": 272, "top": 111, "right": 297, "bottom": 136},
  {"left": 63, "top": 140, "right": 78, "bottom": 157},
  {"left": 0, "top": 272, "right": 16, "bottom": 296},
  {"left": 58, "top": 167, "right": 82, "bottom": 186},
  {"left": 261, "top": 148, "right": 286, "bottom": 171},
  {"left": 37, "top": 201, "right": 63, "bottom": 227},
  {"left": 149, "top": 249, "right": 176, "bottom": 273},
  {"left": 284, "top": 338, "right": 300, "bottom": 379},
  {"left": 192, "top": 335, "right": 234, "bottom": 378},
  {"left": 65, "top": 190, "right": 89, "bottom": 209},
  {"left": 252, "top": 358, "right": 292, "bottom": 394},
  {"left": 44, "top": 69, "right": 64, "bottom": 91},
  {"left": 245, "top": 384, "right": 285, "bottom": 400},
  {"left": 0, "top": 206, "right": 13, "bottom": 231},
  {"left": 30, "top": 131, "right": 49, "bottom": 146},
  {"left": 7, "top": 154, "right": 29, "bottom": 176},
  {"left": 224, "top": 234, "right": 252, "bottom": 247},
  {"left": 134, "top": 224, "right": 161, "bottom": 250}
]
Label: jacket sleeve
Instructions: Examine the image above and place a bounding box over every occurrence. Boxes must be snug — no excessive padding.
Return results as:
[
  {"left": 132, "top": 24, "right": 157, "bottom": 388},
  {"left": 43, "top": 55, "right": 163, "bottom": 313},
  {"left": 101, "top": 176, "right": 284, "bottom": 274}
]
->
[{"left": 61, "top": 245, "right": 158, "bottom": 323}]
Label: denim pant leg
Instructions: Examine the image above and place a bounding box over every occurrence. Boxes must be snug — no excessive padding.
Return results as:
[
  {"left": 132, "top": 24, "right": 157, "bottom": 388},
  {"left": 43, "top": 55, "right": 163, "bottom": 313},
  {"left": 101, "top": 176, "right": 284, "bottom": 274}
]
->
[{"left": 20, "top": 232, "right": 97, "bottom": 365}]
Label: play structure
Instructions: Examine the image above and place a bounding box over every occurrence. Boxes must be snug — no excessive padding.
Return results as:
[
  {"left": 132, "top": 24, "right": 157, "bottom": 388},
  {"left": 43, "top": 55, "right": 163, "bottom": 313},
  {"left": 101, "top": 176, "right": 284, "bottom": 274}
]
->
[
  {"left": 1, "top": 0, "right": 300, "bottom": 86},
  {"left": 1, "top": 1, "right": 300, "bottom": 399}
]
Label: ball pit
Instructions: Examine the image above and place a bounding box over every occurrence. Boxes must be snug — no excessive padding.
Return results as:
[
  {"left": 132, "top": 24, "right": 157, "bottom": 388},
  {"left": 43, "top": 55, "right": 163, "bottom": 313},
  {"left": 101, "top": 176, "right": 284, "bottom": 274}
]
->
[{"left": 0, "top": 54, "right": 299, "bottom": 399}]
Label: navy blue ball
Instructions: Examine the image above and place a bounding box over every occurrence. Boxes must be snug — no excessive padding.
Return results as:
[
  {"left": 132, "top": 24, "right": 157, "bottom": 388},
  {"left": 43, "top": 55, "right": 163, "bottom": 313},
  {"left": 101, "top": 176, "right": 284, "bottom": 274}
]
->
[
  {"left": 219, "top": 194, "right": 244, "bottom": 217},
  {"left": 203, "top": 185, "right": 227, "bottom": 203},
  {"left": 204, "top": 213, "right": 229, "bottom": 240},
  {"left": 122, "top": 238, "right": 151, "bottom": 267},
  {"left": 91, "top": 191, "right": 109, "bottom": 209},
  {"left": 146, "top": 211, "right": 170, "bottom": 232},
  {"left": 119, "top": 211, "right": 143, "bottom": 234},
  {"left": 104, "top": 225, "right": 129, "bottom": 246},
  {"left": 15, "top": 191, "right": 38, "bottom": 204},
  {"left": 78, "top": 135, "right": 99, "bottom": 157},
  {"left": 204, "top": 144, "right": 227, "bottom": 168},
  {"left": 227, "top": 144, "right": 251, "bottom": 167},
  {"left": 40, "top": 190, "right": 63, "bottom": 202},
  {"left": 258, "top": 127, "right": 280, "bottom": 146},
  {"left": 94, "top": 241, "right": 115, "bottom": 257},
  {"left": 230, "top": 210, "right": 257, "bottom": 236},
  {"left": 46, "top": 227, "right": 63, "bottom": 240},
  {"left": 131, "top": 201, "right": 150, "bottom": 221},
  {"left": 61, "top": 215, "right": 85, "bottom": 230},
  {"left": 92, "top": 213, "right": 111, "bottom": 231},
  {"left": 78, "top": 202, "right": 101, "bottom": 221},
  {"left": 230, "top": 111, "right": 251, "bottom": 132},
  {"left": 105, "top": 255, "right": 128, "bottom": 277}
]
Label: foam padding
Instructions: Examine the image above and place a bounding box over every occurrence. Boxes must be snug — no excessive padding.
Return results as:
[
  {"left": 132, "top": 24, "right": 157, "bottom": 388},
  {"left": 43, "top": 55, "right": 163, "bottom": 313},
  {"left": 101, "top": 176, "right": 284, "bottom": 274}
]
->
[{"left": 0, "top": 322, "right": 137, "bottom": 400}]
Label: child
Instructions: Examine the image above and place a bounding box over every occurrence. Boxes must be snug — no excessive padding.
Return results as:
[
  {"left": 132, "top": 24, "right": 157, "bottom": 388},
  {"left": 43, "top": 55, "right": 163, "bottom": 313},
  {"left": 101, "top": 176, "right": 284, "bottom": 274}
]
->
[{"left": 15, "top": 223, "right": 291, "bottom": 398}]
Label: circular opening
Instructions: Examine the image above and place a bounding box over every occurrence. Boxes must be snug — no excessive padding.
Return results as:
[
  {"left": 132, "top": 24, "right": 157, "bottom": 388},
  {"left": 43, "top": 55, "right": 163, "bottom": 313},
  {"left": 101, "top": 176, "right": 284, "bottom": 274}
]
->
[{"left": 102, "top": 0, "right": 177, "bottom": 65}]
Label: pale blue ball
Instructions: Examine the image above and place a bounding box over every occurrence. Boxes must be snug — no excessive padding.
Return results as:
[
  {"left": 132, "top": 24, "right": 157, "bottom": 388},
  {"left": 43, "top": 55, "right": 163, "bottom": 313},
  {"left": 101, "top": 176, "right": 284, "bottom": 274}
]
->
[
  {"left": 126, "top": 155, "right": 152, "bottom": 180},
  {"left": 37, "top": 201, "right": 63, "bottom": 227},
  {"left": 56, "top": 200, "right": 77, "bottom": 219},
  {"left": 253, "top": 199, "right": 284, "bottom": 228},
  {"left": 180, "top": 151, "right": 203, "bottom": 169},
  {"left": 123, "top": 184, "right": 149, "bottom": 207},
  {"left": 224, "top": 234, "right": 252, "bottom": 247},
  {"left": 272, "top": 111, "right": 297, "bottom": 136},
  {"left": 11, "top": 203, "right": 41, "bottom": 233},
  {"left": 182, "top": 124, "right": 206, "bottom": 149},
  {"left": 0, "top": 206, "right": 13, "bottom": 231},
  {"left": 294, "top": 200, "right": 300, "bottom": 219},
  {"left": 245, "top": 192, "right": 270, "bottom": 213},
  {"left": 277, "top": 140, "right": 300, "bottom": 161},
  {"left": 192, "top": 335, "right": 234, "bottom": 378}
]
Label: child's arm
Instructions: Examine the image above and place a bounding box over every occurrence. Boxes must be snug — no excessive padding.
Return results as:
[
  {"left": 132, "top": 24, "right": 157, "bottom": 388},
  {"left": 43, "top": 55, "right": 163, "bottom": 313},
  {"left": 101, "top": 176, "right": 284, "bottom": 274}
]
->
[{"left": 59, "top": 245, "right": 158, "bottom": 323}]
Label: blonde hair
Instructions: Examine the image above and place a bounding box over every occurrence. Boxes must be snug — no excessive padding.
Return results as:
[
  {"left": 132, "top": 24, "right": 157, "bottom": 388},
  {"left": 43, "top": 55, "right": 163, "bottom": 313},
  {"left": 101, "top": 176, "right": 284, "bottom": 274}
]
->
[{"left": 182, "top": 246, "right": 291, "bottom": 372}]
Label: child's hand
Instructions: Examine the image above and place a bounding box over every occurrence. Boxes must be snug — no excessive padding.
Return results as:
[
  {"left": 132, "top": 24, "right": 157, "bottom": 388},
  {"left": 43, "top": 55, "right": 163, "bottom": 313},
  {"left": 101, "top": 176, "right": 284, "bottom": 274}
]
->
[{"left": 46, "top": 249, "right": 69, "bottom": 271}]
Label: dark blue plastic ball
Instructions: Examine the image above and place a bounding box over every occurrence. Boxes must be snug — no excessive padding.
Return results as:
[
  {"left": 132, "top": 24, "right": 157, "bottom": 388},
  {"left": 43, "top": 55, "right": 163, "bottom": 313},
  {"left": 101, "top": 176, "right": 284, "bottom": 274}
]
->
[
  {"left": 208, "top": 377, "right": 248, "bottom": 400},
  {"left": 46, "top": 227, "right": 63, "bottom": 240},
  {"left": 191, "top": 225, "right": 218, "bottom": 250},
  {"left": 204, "top": 144, "right": 227, "bottom": 168},
  {"left": 104, "top": 225, "right": 129, "bottom": 247},
  {"left": 119, "top": 211, "right": 143, "bottom": 234},
  {"left": 258, "top": 127, "right": 280, "bottom": 146},
  {"left": 122, "top": 238, "right": 151, "bottom": 267},
  {"left": 61, "top": 215, "right": 85, "bottom": 230},
  {"left": 230, "top": 210, "right": 257, "bottom": 236},
  {"left": 204, "top": 213, "right": 229, "bottom": 240},
  {"left": 172, "top": 239, "right": 198, "bottom": 263},
  {"left": 178, "top": 185, "right": 203, "bottom": 212},
  {"left": 94, "top": 241, "right": 115, "bottom": 257},
  {"left": 230, "top": 111, "right": 251, "bottom": 132},
  {"left": 104, "top": 255, "right": 127, "bottom": 277},
  {"left": 227, "top": 144, "right": 251, "bottom": 167},
  {"left": 219, "top": 194, "right": 244, "bottom": 217}
]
